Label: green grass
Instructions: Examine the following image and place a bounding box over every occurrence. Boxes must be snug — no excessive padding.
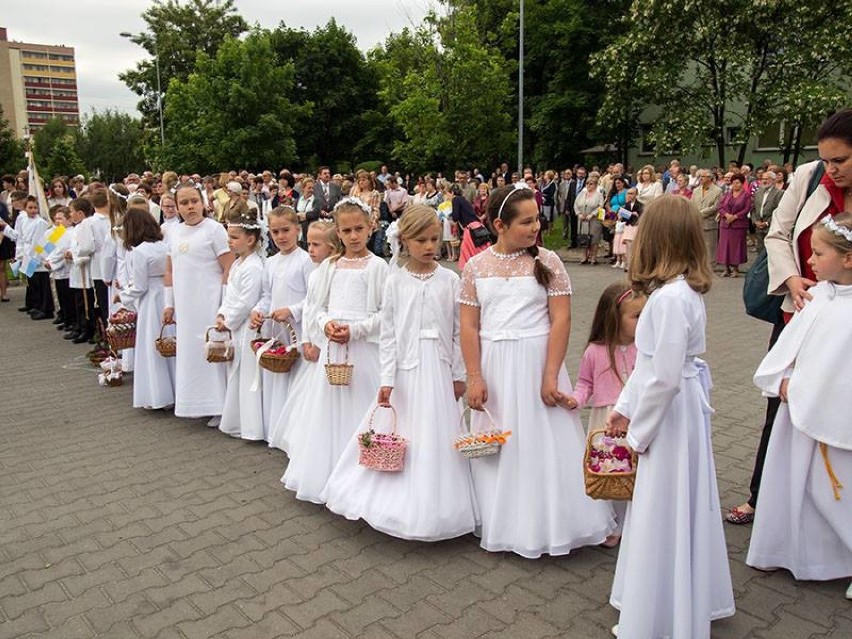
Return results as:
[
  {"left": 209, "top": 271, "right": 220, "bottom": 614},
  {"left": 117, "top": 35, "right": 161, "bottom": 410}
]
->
[{"left": 542, "top": 216, "right": 570, "bottom": 252}]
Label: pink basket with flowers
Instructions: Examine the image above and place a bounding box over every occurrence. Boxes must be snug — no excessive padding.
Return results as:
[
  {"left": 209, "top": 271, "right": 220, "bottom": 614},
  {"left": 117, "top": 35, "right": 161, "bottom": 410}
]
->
[{"left": 358, "top": 405, "right": 408, "bottom": 472}]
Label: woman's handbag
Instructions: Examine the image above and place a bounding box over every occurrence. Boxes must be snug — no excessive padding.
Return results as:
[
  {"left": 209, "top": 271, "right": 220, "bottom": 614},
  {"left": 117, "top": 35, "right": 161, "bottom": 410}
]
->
[
  {"left": 577, "top": 218, "right": 593, "bottom": 248},
  {"left": 468, "top": 222, "right": 492, "bottom": 247},
  {"left": 743, "top": 163, "right": 825, "bottom": 324}
]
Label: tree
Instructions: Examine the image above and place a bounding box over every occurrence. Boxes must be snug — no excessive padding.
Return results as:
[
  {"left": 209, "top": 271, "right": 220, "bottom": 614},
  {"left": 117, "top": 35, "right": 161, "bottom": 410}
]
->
[
  {"left": 33, "top": 118, "right": 68, "bottom": 166},
  {"left": 0, "top": 106, "right": 24, "bottom": 175},
  {"left": 378, "top": 9, "right": 514, "bottom": 173},
  {"left": 269, "top": 20, "right": 380, "bottom": 169},
  {"left": 161, "top": 30, "right": 306, "bottom": 173},
  {"left": 119, "top": 0, "right": 248, "bottom": 132},
  {"left": 45, "top": 136, "right": 87, "bottom": 180},
  {"left": 594, "top": 0, "right": 852, "bottom": 166},
  {"left": 75, "top": 110, "right": 146, "bottom": 182}
]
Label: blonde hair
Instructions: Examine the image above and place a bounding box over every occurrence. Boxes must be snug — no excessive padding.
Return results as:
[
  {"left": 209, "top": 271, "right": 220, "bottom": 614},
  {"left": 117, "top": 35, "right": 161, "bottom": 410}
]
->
[
  {"left": 308, "top": 219, "right": 339, "bottom": 252},
  {"left": 268, "top": 205, "right": 299, "bottom": 225},
  {"left": 629, "top": 195, "right": 712, "bottom": 294},
  {"left": 639, "top": 164, "right": 656, "bottom": 183},
  {"left": 396, "top": 205, "right": 441, "bottom": 266},
  {"left": 813, "top": 212, "right": 852, "bottom": 255}
]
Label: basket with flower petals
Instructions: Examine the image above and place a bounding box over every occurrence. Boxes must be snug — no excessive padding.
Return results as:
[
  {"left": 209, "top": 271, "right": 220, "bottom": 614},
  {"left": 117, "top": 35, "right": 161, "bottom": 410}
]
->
[
  {"left": 358, "top": 405, "right": 408, "bottom": 472},
  {"left": 584, "top": 429, "right": 638, "bottom": 501},
  {"left": 155, "top": 322, "right": 177, "bottom": 358},
  {"left": 252, "top": 318, "right": 300, "bottom": 373},
  {"left": 454, "top": 406, "right": 512, "bottom": 458},
  {"left": 106, "top": 309, "right": 137, "bottom": 351}
]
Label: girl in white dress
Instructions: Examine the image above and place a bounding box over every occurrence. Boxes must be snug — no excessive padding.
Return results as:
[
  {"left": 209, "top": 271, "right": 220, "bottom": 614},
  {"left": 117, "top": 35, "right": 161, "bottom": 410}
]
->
[
  {"left": 248, "top": 206, "right": 314, "bottom": 444},
  {"left": 217, "top": 212, "right": 265, "bottom": 439},
  {"left": 460, "top": 184, "right": 615, "bottom": 559},
  {"left": 163, "top": 185, "right": 234, "bottom": 422},
  {"left": 605, "top": 195, "right": 734, "bottom": 638},
  {"left": 117, "top": 207, "right": 174, "bottom": 410},
  {"left": 747, "top": 213, "right": 852, "bottom": 598},
  {"left": 323, "top": 206, "right": 477, "bottom": 541},
  {"left": 266, "top": 220, "right": 338, "bottom": 454},
  {"left": 281, "top": 199, "right": 389, "bottom": 503}
]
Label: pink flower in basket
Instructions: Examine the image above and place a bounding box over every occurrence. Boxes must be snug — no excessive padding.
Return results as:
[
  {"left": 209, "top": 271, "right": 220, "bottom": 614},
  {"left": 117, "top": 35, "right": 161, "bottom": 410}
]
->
[{"left": 588, "top": 436, "right": 635, "bottom": 474}]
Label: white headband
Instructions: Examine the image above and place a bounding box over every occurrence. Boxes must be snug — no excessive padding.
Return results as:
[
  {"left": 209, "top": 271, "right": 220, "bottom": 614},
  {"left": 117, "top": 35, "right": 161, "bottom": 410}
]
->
[
  {"left": 821, "top": 216, "right": 852, "bottom": 243},
  {"left": 108, "top": 185, "right": 128, "bottom": 200},
  {"left": 497, "top": 182, "right": 533, "bottom": 220},
  {"left": 334, "top": 196, "right": 371, "bottom": 216}
]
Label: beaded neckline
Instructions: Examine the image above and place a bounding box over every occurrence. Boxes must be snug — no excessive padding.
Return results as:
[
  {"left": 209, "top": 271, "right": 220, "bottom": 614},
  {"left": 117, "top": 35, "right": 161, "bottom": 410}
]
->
[
  {"left": 339, "top": 254, "right": 371, "bottom": 263},
  {"left": 489, "top": 247, "right": 527, "bottom": 259},
  {"left": 404, "top": 265, "right": 437, "bottom": 281}
]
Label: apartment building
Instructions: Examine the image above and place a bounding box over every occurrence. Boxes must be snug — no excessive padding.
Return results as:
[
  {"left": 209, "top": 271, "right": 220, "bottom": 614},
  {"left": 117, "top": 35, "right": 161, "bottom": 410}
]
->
[{"left": 0, "top": 26, "right": 80, "bottom": 137}]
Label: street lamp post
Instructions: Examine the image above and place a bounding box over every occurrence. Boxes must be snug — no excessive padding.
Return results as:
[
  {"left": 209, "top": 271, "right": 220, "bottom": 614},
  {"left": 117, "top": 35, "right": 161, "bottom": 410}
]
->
[
  {"left": 120, "top": 31, "right": 165, "bottom": 146},
  {"left": 517, "top": 0, "right": 524, "bottom": 176}
]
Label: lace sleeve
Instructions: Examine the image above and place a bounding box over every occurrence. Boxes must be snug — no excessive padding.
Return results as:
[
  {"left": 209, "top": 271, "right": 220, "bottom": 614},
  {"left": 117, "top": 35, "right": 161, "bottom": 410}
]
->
[
  {"left": 542, "top": 250, "right": 572, "bottom": 297},
  {"left": 458, "top": 261, "right": 479, "bottom": 306}
]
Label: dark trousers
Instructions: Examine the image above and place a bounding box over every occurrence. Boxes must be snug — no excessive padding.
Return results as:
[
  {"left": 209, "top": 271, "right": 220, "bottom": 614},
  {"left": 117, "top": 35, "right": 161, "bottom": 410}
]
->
[
  {"left": 27, "top": 271, "right": 55, "bottom": 314},
  {"left": 747, "top": 318, "right": 786, "bottom": 508},
  {"left": 565, "top": 210, "right": 579, "bottom": 247},
  {"left": 54, "top": 278, "right": 73, "bottom": 324},
  {"left": 94, "top": 279, "right": 109, "bottom": 331},
  {"left": 74, "top": 287, "right": 96, "bottom": 337}
]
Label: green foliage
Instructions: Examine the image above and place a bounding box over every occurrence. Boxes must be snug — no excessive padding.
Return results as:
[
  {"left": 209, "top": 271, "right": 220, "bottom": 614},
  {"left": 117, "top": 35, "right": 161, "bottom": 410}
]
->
[
  {"left": 120, "top": 0, "right": 248, "bottom": 131},
  {"left": 594, "top": 0, "right": 852, "bottom": 166},
  {"left": 33, "top": 118, "right": 68, "bottom": 164},
  {"left": 354, "top": 160, "right": 383, "bottom": 174},
  {"left": 45, "top": 136, "right": 87, "bottom": 180},
  {"left": 0, "top": 106, "right": 24, "bottom": 175},
  {"left": 75, "top": 110, "right": 145, "bottom": 182},
  {"left": 268, "top": 20, "right": 379, "bottom": 170},
  {"left": 161, "top": 30, "right": 306, "bottom": 173}
]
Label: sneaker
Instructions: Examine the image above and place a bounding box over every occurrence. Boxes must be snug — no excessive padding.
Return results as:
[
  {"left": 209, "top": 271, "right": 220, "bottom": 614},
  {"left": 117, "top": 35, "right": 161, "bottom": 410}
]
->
[
  {"left": 206, "top": 416, "right": 221, "bottom": 428},
  {"left": 612, "top": 624, "right": 619, "bottom": 637}
]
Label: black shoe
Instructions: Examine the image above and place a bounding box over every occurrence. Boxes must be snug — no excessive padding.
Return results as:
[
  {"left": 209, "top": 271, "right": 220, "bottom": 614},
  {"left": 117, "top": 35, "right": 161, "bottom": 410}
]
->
[
  {"left": 52, "top": 316, "right": 64, "bottom": 325},
  {"left": 18, "top": 306, "right": 29, "bottom": 312},
  {"left": 31, "top": 311, "right": 55, "bottom": 320},
  {"left": 27, "top": 308, "right": 39, "bottom": 315},
  {"left": 72, "top": 333, "right": 93, "bottom": 344},
  {"left": 64, "top": 331, "right": 81, "bottom": 341}
]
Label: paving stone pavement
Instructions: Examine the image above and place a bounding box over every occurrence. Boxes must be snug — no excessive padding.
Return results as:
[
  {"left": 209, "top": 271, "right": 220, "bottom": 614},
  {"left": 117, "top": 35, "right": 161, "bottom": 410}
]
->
[{"left": 1, "top": 255, "right": 849, "bottom": 639}]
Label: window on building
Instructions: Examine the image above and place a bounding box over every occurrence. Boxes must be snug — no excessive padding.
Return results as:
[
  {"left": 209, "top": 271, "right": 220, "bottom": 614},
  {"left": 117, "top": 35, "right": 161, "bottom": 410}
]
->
[
  {"left": 756, "top": 122, "right": 782, "bottom": 150},
  {"left": 639, "top": 127, "right": 656, "bottom": 156},
  {"left": 727, "top": 127, "right": 743, "bottom": 144}
]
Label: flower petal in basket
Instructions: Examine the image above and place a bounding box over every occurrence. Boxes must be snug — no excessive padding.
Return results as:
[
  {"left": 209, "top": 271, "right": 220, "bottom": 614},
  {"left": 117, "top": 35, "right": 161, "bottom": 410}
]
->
[{"left": 454, "top": 406, "right": 511, "bottom": 459}]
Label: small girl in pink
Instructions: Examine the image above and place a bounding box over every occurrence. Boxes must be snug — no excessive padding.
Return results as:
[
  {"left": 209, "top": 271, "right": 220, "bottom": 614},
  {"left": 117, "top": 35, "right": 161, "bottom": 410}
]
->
[{"left": 568, "top": 282, "right": 645, "bottom": 547}]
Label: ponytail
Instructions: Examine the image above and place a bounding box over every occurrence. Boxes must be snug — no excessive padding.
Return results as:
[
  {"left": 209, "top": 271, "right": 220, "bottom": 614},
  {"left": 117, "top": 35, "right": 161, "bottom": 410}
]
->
[{"left": 527, "top": 245, "right": 553, "bottom": 288}]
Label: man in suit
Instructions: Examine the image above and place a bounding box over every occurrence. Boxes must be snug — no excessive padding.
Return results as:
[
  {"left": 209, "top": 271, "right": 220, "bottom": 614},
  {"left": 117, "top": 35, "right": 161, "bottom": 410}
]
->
[
  {"left": 750, "top": 171, "right": 784, "bottom": 253},
  {"left": 693, "top": 169, "right": 723, "bottom": 267},
  {"left": 564, "top": 166, "right": 587, "bottom": 247},
  {"left": 311, "top": 166, "right": 342, "bottom": 220},
  {"left": 556, "top": 168, "right": 573, "bottom": 238}
]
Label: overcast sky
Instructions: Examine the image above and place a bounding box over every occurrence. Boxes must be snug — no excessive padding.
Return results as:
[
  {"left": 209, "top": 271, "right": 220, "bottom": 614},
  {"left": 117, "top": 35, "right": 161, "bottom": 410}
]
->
[{"left": 3, "top": 0, "right": 430, "bottom": 117}]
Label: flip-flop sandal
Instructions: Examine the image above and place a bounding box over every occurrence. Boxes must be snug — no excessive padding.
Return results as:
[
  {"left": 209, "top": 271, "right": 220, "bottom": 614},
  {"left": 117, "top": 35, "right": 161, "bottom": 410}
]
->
[{"left": 724, "top": 506, "right": 755, "bottom": 524}]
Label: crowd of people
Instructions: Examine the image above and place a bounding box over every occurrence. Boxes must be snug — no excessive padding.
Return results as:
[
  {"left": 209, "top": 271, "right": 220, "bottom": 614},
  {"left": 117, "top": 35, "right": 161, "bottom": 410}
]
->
[{"left": 2, "top": 108, "right": 852, "bottom": 639}]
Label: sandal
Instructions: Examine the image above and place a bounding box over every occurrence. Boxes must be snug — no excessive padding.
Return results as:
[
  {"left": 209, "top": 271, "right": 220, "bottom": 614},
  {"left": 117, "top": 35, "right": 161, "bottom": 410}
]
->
[
  {"left": 580, "top": 259, "right": 590, "bottom": 265},
  {"left": 724, "top": 505, "right": 755, "bottom": 525},
  {"left": 601, "top": 534, "right": 621, "bottom": 548}
]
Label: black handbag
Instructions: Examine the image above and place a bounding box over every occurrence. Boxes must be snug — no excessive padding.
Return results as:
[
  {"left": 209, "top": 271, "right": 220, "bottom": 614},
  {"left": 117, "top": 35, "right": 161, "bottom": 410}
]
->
[
  {"left": 577, "top": 218, "right": 593, "bottom": 248},
  {"left": 743, "top": 163, "right": 824, "bottom": 323},
  {"left": 469, "top": 223, "right": 492, "bottom": 247}
]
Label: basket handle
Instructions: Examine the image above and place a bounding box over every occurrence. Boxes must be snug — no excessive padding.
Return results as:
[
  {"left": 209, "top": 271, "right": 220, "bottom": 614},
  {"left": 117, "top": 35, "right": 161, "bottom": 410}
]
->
[
  {"left": 265, "top": 316, "right": 298, "bottom": 347},
  {"left": 206, "top": 326, "right": 232, "bottom": 342},
  {"left": 326, "top": 341, "right": 349, "bottom": 365},
  {"left": 459, "top": 405, "right": 497, "bottom": 435},
  {"left": 159, "top": 321, "right": 175, "bottom": 340},
  {"left": 367, "top": 404, "right": 398, "bottom": 435}
]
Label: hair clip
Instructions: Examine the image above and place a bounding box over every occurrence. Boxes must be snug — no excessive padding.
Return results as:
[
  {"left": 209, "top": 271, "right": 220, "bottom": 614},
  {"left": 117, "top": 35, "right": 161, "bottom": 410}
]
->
[
  {"left": 334, "top": 196, "right": 372, "bottom": 216},
  {"left": 497, "top": 182, "right": 532, "bottom": 220},
  {"left": 821, "top": 216, "right": 852, "bottom": 243}
]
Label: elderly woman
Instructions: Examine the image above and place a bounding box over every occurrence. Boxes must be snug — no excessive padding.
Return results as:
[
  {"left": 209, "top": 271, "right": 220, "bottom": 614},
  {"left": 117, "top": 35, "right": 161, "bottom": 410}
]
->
[
  {"left": 670, "top": 173, "right": 693, "bottom": 199},
  {"left": 574, "top": 174, "right": 605, "bottom": 265},
  {"left": 715, "top": 174, "right": 752, "bottom": 276}
]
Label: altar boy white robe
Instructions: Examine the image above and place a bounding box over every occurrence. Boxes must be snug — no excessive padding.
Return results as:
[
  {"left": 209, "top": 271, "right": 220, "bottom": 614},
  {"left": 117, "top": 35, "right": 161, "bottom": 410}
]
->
[
  {"left": 747, "top": 281, "right": 852, "bottom": 581},
  {"left": 610, "top": 277, "right": 734, "bottom": 639},
  {"left": 218, "top": 252, "right": 264, "bottom": 440},
  {"left": 251, "top": 247, "right": 313, "bottom": 444}
]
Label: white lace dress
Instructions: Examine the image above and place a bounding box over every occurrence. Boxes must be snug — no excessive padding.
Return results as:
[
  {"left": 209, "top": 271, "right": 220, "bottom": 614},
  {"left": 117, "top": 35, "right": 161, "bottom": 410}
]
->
[
  {"left": 322, "top": 266, "right": 478, "bottom": 541},
  {"left": 281, "top": 256, "right": 385, "bottom": 504},
  {"left": 459, "top": 247, "right": 615, "bottom": 558}
]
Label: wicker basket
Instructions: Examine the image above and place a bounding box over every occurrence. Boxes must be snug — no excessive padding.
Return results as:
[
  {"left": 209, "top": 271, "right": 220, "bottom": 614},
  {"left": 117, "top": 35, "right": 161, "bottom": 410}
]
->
[
  {"left": 155, "top": 322, "right": 177, "bottom": 358},
  {"left": 454, "top": 406, "right": 511, "bottom": 458},
  {"left": 205, "top": 327, "right": 234, "bottom": 363},
  {"left": 106, "top": 309, "right": 137, "bottom": 351},
  {"left": 98, "top": 356, "right": 123, "bottom": 387},
  {"left": 325, "top": 343, "right": 353, "bottom": 386},
  {"left": 358, "top": 405, "right": 408, "bottom": 472},
  {"left": 583, "top": 429, "right": 637, "bottom": 501},
  {"left": 252, "top": 318, "right": 300, "bottom": 373}
]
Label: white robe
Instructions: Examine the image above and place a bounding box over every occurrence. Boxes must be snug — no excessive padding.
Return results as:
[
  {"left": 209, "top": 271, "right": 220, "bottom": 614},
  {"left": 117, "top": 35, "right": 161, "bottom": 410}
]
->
[
  {"left": 251, "top": 248, "right": 314, "bottom": 443},
  {"left": 610, "top": 277, "right": 735, "bottom": 639},
  {"left": 747, "top": 281, "right": 852, "bottom": 580},
  {"left": 119, "top": 241, "right": 175, "bottom": 409},
  {"left": 169, "top": 218, "right": 229, "bottom": 418}
]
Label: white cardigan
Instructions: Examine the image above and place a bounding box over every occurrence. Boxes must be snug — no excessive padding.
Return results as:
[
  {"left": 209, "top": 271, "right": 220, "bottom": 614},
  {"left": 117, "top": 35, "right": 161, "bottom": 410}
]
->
[
  {"left": 313, "top": 254, "right": 389, "bottom": 344},
  {"left": 379, "top": 266, "right": 465, "bottom": 387}
]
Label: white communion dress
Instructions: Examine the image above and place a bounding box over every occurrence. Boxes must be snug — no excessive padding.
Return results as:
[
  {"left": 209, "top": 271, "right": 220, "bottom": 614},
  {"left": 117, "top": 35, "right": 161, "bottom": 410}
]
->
[
  {"left": 747, "top": 281, "right": 852, "bottom": 581},
  {"left": 281, "top": 254, "right": 388, "bottom": 504},
  {"left": 459, "top": 247, "right": 615, "bottom": 558},
  {"left": 322, "top": 265, "right": 478, "bottom": 541},
  {"left": 609, "top": 276, "right": 734, "bottom": 639}
]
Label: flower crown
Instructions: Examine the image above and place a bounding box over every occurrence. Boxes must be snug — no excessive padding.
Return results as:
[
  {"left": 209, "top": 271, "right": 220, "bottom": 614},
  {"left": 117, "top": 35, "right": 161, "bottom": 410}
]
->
[
  {"left": 821, "top": 216, "right": 852, "bottom": 243},
  {"left": 333, "top": 196, "right": 371, "bottom": 216},
  {"left": 108, "top": 184, "right": 128, "bottom": 201},
  {"left": 229, "top": 214, "right": 262, "bottom": 231}
]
